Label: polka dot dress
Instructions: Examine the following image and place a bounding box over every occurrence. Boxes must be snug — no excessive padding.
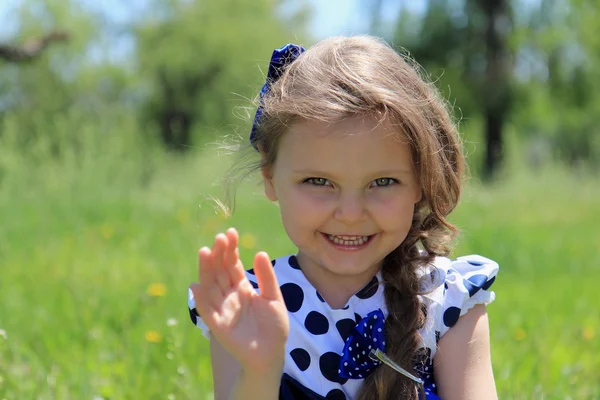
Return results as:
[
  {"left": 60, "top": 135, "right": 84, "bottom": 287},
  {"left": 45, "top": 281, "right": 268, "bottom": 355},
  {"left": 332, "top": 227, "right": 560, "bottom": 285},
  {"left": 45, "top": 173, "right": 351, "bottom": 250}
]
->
[{"left": 188, "top": 254, "right": 499, "bottom": 399}]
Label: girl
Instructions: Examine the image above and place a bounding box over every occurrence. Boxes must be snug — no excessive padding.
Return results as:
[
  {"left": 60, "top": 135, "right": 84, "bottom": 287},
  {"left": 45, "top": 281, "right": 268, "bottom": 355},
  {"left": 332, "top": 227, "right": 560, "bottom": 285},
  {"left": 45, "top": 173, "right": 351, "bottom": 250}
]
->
[{"left": 188, "top": 36, "right": 499, "bottom": 400}]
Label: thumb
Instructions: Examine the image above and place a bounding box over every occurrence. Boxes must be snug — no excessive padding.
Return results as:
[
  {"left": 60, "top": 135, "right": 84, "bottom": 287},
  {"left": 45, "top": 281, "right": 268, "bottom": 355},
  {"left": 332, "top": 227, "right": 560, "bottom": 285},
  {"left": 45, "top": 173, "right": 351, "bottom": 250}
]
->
[{"left": 253, "top": 252, "right": 283, "bottom": 302}]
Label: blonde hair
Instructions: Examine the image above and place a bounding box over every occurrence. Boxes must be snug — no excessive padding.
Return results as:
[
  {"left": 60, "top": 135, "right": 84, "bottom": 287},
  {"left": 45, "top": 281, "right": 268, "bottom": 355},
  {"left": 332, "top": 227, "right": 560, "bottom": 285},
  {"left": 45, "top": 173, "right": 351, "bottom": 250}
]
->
[{"left": 248, "top": 35, "right": 464, "bottom": 399}]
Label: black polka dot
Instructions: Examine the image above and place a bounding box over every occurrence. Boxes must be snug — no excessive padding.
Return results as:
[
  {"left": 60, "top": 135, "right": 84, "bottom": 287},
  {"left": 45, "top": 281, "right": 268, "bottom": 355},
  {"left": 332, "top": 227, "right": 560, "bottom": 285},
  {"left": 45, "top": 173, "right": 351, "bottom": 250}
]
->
[
  {"left": 354, "top": 313, "right": 362, "bottom": 324},
  {"left": 288, "top": 255, "right": 301, "bottom": 270},
  {"left": 316, "top": 290, "right": 325, "bottom": 302},
  {"left": 281, "top": 283, "right": 304, "bottom": 312},
  {"left": 271, "top": 259, "right": 276, "bottom": 266},
  {"left": 249, "top": 280, "right": 259, "bottom": 289},
  {"left": 443, "top": 306, "right": 461, "bottom": 327},
  {"left": 355, "top": 275, "right": 378, "bottom": 299},
  {"left": 189, "top": 307, "right": 199, "bottom": 324},
  {"left": 290, "top": 348, "right": 311, "bottom": 371},
  {"left": 246, "top": 268, "right": 255, "bottom": 275},
  {"left": 326, "top": 389, "right": 347, "bottom": 400},
  {"left": 305, "top": 311, "right": 329, "bottom": 335},
  {"left": 319, "top": 352, "right": 347, "bottom": 384},
  {"left": 336, "top": 318, "right": 356, "bottom": 342},
  {"left": 467, "top": 259, "right": 485, "bottom": 266},
  {"left": 467, "top": 274, "right": 488, "bottom": 287},
  {"left": 482, "top": 276, "right": 495, "bottom": 291},
  {"left": 462, "top": 278, "right": 478, "bottom": 297}
]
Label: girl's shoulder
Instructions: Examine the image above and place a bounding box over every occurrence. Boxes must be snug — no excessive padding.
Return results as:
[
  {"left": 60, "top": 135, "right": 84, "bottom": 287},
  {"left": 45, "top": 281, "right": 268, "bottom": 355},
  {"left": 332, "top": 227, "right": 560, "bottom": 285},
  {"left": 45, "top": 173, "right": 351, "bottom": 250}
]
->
[{"left": 418, "top": 254, "right": 499, "bottom": 349}]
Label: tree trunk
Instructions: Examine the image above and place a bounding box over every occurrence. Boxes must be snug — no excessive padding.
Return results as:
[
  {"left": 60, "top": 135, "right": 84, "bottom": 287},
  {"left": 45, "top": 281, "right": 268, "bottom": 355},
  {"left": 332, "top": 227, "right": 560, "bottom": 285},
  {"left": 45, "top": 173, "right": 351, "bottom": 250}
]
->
[{"left": 479, "top": 0, "right": 512, "bottom": 180}]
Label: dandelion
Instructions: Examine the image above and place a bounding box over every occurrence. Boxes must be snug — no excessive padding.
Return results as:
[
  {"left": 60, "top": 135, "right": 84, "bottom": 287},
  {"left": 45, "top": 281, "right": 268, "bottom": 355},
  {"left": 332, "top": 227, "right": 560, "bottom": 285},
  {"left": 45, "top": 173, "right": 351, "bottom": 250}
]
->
[
  {"left": 240, "top": 233, "right": 257, "bottom": 249},
  {"left": 514, "top": 328, "right": 526, "bottom": 341},
  {"left": 99, "top": 224, "right": 114, "bottom": 240},
  {"left": 167, "top": 318, "right": 178, "bottom": 327},
  {"left": 582, "top": 327, "right": 595, "bottom": 341},
  {"left": 147, "top": 283, "right": 167, "bottom": 297},
  {"left": 203, "top": 216, "right": 222, "bottom": 232},
  {"left": 176, "top": 208, "right": 189, "bottom": 224},
  {"left": 145, "top": 330, "right": 162, "bottom": 343}
]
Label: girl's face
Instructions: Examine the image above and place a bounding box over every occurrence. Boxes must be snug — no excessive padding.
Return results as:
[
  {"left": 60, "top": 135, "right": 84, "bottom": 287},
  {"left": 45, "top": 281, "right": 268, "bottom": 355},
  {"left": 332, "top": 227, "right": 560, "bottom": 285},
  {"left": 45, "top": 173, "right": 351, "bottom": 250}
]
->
[{"left": 263, "top": 116, "right": 422, "bottom": 286}]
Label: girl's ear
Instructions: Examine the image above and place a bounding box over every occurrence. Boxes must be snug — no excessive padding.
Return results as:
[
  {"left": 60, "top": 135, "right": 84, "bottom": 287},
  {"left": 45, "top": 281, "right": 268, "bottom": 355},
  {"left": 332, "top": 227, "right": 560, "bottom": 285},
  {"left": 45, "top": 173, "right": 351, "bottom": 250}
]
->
[
  {"left": 261, "top": 166, "right": 278, "bottom": 202},
  {"left": 414, "top": 188, "right": 423, "bottom": 205}
]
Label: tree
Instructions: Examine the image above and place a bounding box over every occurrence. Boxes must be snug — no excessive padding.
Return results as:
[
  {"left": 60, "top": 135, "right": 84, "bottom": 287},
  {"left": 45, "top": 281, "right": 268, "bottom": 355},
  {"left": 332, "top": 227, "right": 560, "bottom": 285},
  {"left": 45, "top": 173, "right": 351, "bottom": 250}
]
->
[
  {"left": 389, "top": 0, "right": 514, "bottom": 179},
  {"left": 0, "top": 31, "right": 69, "bottom": 63},
  {"left": 134, "top": 0, "right": 309, "bottom": 151}
]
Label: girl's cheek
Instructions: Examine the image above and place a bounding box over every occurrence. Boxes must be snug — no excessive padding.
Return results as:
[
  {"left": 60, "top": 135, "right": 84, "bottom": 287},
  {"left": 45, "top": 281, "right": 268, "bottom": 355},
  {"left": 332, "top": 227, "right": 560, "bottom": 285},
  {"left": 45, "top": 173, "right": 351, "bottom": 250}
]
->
[{"left": 368, "top": 192, "right": 416, "bottom": 215}]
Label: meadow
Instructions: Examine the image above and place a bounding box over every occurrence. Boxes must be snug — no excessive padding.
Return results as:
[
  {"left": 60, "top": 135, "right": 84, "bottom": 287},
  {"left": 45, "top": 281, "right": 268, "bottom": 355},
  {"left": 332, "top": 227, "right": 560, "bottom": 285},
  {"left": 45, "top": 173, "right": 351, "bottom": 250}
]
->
[{"left": 0, "top": 122, "right": 599, "bottom": 399}]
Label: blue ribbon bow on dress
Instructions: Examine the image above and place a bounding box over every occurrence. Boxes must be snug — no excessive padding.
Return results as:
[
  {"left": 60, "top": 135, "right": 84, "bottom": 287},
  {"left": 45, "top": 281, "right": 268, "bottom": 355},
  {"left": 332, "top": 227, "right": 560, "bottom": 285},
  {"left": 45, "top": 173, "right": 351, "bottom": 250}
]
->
[
  {"left": 250, "top": 43, "right": 305, "bottom": 150},
  {"left": 339, "top": 309, "right": 386, "bottom": 379},
  {"left": 339, "top": 309, "right": 424, "bottom": 385}
]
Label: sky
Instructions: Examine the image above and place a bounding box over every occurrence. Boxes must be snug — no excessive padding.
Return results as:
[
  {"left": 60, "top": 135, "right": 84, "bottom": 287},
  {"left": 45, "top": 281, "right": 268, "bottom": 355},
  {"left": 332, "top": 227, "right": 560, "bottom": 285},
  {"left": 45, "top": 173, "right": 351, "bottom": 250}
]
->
[
  {"left": 0, "top": 0, "right": 424, "bottom": 39},
  {"left": 0, "top": 0, "right": 427, "bottom": 66}
]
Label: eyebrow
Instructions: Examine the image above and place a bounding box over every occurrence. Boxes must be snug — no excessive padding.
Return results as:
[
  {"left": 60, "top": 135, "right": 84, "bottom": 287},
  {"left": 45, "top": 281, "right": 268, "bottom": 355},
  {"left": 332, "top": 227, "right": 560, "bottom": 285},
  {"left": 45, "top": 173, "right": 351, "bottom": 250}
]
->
[{"left": 292, "top": 169, "right": 414, "bottom": 177}]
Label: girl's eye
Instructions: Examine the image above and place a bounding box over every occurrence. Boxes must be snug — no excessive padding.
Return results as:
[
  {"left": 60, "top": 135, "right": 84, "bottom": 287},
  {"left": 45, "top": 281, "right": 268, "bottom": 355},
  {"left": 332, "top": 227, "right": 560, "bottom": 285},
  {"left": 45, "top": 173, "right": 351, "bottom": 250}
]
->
[
  {"left": 305, "top": 178, "right": 330, "bottom": 186},
  {"left": 371, "top": 178, "right": 398, "bottom": 187}
]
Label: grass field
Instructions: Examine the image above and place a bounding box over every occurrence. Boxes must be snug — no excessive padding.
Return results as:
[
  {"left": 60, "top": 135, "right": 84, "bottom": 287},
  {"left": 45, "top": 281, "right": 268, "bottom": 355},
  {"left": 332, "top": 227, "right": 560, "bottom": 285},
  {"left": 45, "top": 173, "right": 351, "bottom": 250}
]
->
[{"left": 1, "top": 135, "right": 599, "bottom": 399}]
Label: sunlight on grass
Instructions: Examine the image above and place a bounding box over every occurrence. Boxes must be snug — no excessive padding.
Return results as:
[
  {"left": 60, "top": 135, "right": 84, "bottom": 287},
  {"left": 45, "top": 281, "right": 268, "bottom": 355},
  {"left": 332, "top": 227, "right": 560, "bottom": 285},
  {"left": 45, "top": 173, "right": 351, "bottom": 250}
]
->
[{"left": 1, "top": 137, "right": 599, "bottom": 398}]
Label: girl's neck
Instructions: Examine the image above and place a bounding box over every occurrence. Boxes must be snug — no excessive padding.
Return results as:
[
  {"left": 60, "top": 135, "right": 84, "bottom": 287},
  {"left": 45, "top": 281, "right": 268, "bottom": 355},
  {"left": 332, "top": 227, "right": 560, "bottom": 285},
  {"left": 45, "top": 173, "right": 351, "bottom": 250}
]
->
[{"left": 295, "top": 252, "right": 382, "bottom": 309}]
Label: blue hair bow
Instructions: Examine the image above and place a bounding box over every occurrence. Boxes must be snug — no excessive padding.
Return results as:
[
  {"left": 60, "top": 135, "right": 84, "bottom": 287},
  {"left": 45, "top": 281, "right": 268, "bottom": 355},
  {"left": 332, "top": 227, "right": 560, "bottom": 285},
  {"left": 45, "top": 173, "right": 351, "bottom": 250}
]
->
[
  {"left": 339, "top": 309, "right": 424, "bottom": 385},
  {"left": 249, "top": 43, "right": 305, "bottom": 150}
]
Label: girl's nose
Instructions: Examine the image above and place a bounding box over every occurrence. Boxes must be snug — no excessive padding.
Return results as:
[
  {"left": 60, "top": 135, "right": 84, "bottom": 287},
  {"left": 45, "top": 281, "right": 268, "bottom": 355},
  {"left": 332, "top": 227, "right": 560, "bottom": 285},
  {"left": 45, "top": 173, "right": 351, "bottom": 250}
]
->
[{"left": 333, "top": 191, "right": 367, "bottom": 224}]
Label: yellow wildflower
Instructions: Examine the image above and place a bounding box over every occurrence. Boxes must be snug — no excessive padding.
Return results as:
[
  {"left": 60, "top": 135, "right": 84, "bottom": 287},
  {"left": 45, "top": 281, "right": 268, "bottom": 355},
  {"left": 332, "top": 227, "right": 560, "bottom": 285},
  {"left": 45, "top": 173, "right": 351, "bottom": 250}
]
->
[
  {"left": 240, "top": 233, "right": 257, "bottom": 249},
  {"left": 514, "top": 328, "right": 526, "bottom": 341},
  {"left": 100, "top": 224, "right": 114, "bottom": 240},
  {"left": 145, "top": 330, "right": 162, "bottom": 343},
  {"left": 176, "top": 208, "right": 189, "bottom": 224},
  {"left": 147, "top": 283, "right": 167, "bottom": 297}
]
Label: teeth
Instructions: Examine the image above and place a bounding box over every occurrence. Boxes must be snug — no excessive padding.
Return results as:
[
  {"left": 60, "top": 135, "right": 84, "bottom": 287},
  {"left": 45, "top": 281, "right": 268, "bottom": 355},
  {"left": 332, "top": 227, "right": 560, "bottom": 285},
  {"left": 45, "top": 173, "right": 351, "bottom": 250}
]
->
[{"left": 326, "top": 234, "right": 370, "bottom": 246}]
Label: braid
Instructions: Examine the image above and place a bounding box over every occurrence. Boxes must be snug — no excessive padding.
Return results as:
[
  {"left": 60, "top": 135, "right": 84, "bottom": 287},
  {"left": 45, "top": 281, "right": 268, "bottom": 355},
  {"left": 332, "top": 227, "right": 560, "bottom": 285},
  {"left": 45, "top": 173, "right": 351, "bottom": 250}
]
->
[{"left": 355, "top": 207, "right": 448, "bottom": 400}]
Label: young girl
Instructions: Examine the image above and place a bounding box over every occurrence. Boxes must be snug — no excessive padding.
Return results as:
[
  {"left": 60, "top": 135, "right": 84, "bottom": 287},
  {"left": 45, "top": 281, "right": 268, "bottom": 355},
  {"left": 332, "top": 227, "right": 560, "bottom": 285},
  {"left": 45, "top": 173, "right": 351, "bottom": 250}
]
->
[{"left": 188, "top": 36, "right": 499, "bottom": 400}]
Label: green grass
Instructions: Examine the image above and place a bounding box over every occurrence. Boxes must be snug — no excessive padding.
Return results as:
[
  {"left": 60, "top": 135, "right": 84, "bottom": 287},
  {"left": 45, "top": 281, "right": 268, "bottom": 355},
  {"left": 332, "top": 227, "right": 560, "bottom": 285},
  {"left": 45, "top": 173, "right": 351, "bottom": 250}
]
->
[{"left": 1, "top": 136, "right": 599, "bottom": 399}]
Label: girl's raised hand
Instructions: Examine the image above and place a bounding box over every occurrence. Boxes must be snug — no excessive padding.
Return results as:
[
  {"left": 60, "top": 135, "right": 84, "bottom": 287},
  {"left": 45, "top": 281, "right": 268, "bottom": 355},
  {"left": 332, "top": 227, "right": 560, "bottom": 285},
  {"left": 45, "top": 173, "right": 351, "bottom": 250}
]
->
[{"left": 190, "top": 228, "right": 289, "bottom": 372}]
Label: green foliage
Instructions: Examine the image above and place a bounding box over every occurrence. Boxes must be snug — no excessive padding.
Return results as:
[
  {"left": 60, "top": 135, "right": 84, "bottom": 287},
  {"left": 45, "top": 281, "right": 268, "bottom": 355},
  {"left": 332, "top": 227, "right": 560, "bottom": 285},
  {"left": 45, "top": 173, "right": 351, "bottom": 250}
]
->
[
  {"left": 1, "top": 129, "right": 599, "bottom": 398},
  {"left": 134, "top": 0, "right": 309, "bottom": 145}
]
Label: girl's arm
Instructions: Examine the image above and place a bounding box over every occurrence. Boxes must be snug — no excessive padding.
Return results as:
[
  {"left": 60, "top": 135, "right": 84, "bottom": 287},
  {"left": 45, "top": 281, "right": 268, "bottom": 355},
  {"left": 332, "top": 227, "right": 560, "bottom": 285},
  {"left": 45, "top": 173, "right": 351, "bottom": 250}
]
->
[
  {"left": 433, "top": 304, "right": 498, "bottom": 400},
  {"left": 210, "top": 334, "right": 282, "bottom": 400}
]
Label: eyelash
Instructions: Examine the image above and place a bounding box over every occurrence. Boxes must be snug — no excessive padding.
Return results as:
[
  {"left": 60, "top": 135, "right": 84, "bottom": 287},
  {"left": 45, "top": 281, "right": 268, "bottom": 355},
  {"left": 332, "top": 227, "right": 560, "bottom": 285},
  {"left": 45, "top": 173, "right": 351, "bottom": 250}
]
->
[{"left": 303, "top": 178, "right": 399, "bottom": 187}]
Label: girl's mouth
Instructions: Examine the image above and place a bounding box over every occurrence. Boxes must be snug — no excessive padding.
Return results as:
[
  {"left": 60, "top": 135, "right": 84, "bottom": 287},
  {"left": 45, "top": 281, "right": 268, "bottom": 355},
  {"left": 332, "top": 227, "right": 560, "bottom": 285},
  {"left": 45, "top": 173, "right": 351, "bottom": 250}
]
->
[{"left": 322, "top": 233, "right": 375, "bottom": 249}]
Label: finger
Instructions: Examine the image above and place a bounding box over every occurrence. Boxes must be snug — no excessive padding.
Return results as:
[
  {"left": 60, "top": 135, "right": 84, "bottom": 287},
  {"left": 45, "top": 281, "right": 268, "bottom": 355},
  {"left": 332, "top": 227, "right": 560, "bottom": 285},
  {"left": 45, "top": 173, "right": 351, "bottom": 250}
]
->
[
  {"left": 198, "top": 247, "right": 214, "bottom": 285},
  {"left": 223, "top": 228, "right": 245, "bottom": 284},
  {"left": 190, "top": 283, "right": 222, "bottom": 327},
  {"left": 253, "top": 251, "right": 283, "bottom": 302},
  {"left": 211, "top": 233, "right": 231, "bottom": 292}
]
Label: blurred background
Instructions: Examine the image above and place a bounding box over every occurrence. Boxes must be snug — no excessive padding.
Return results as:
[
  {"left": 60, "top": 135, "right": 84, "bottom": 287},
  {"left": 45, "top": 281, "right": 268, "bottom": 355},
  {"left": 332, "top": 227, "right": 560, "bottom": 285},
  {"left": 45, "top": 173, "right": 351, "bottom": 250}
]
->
[{"left": 0, "top": 0, "right": 598, "bottom": 399}]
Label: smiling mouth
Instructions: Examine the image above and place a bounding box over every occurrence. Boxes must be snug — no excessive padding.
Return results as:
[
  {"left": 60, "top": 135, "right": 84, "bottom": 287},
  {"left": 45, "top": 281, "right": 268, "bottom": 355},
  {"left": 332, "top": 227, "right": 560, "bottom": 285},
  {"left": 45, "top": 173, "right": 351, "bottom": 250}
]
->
[{"left": 323, "top": 233, "right": 375, "bottom": 247}]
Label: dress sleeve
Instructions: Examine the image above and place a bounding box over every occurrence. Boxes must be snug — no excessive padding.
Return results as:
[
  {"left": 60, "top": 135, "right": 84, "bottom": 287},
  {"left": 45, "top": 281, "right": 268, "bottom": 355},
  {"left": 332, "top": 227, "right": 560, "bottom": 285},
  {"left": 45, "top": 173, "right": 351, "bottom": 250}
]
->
[
  {"left": 187, "top": 270, "right": 260, "bottom": 339},
  {"left": 188, "top": 287, "right": 211, "bottom": 339},
  {"left": 436, "top": 254, "right": 499, "bottom": 337}
]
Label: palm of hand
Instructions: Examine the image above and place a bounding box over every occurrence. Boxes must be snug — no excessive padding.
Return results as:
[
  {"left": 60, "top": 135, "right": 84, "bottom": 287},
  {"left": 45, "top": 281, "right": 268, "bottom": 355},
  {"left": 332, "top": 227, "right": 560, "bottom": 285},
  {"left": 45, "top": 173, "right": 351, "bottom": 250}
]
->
[{"left": 191, "top": 229, "right": 289, "bottom": 371}]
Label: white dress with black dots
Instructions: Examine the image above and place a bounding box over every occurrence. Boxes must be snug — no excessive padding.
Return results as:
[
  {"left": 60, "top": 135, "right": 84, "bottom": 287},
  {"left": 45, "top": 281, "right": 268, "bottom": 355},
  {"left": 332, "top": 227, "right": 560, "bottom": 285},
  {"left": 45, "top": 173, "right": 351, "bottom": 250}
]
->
[{"left": 188, "top": 254, "right": 498, "bottom": 400}]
